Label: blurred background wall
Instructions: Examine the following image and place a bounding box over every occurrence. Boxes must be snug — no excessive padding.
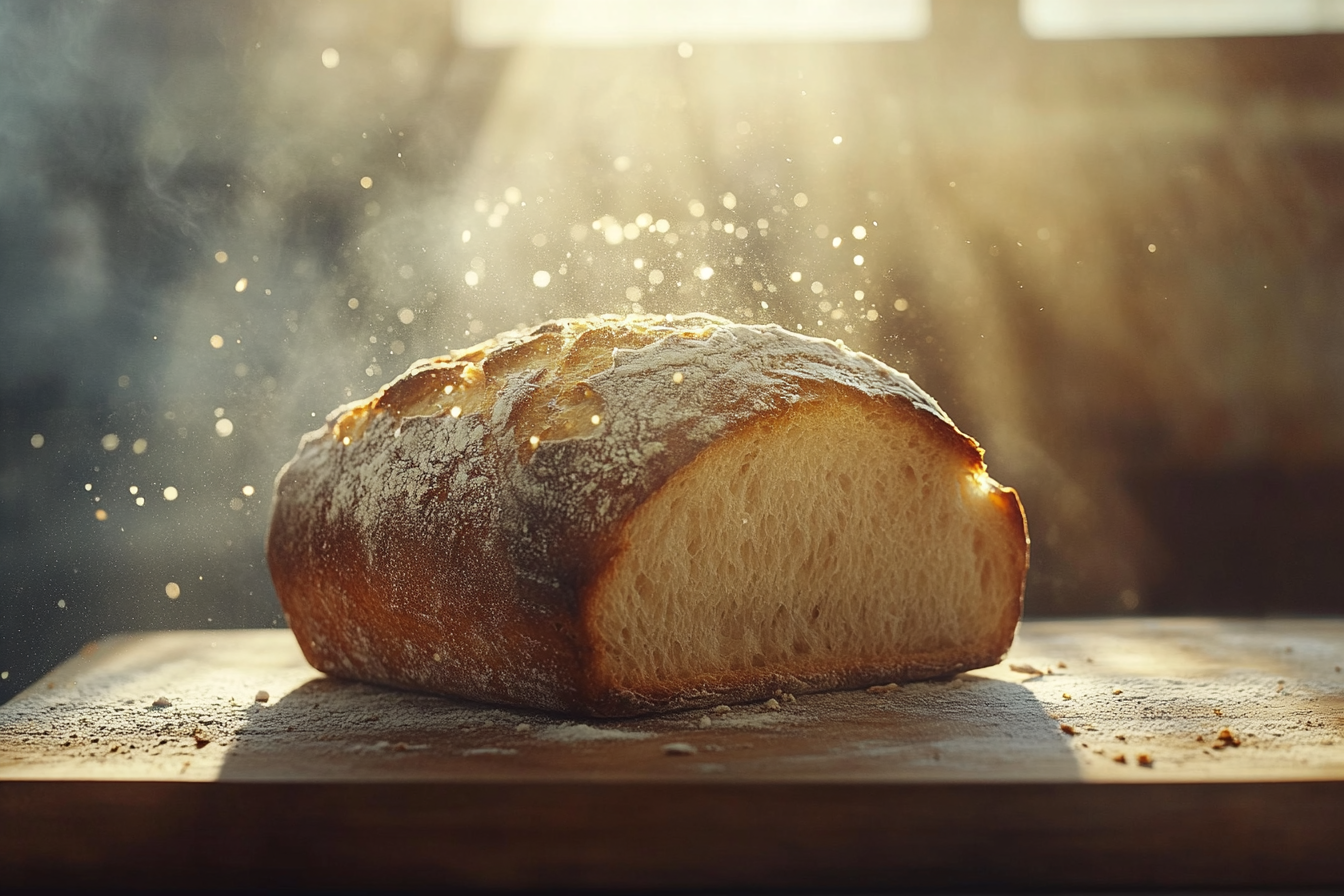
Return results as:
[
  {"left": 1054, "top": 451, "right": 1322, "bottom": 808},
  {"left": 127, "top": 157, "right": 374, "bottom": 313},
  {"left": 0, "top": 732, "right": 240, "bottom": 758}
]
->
[{"left": 3, "top": 0, "right": 1343, "bottom": 703}]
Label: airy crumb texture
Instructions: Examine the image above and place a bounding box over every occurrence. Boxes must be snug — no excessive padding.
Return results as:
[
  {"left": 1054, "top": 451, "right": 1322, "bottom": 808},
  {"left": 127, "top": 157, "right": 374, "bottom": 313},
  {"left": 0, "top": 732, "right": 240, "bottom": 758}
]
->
[
  {"left": 266, "top": 315, "right": 1027, "bottom": 716},
  {"left": 591, "top": 398, "right": 1024, "bottom": 705}
]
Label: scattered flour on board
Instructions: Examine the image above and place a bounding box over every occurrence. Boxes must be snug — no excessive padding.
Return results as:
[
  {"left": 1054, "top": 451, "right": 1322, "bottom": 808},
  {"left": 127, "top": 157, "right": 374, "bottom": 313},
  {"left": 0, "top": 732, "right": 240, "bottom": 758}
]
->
[{"left": 535, "top": 723, "right": 653, "bottom": 743}]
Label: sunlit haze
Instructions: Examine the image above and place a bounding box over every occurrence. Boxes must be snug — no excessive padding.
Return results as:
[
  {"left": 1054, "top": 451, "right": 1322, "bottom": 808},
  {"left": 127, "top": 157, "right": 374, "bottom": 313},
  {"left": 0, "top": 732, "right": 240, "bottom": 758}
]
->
[{"left": 2, "top": 1, "right": 1344, "bottom": 700}]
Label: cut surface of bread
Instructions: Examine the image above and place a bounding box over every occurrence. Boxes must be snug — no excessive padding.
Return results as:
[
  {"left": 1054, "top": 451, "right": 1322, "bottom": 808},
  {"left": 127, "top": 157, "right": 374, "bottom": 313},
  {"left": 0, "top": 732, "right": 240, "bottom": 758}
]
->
[
  {"left": 590, "top": 394, "right": 1024, "bottom": 704},
  {"left": 266, "top": 314, "right": 1028, "bottom": 716}
]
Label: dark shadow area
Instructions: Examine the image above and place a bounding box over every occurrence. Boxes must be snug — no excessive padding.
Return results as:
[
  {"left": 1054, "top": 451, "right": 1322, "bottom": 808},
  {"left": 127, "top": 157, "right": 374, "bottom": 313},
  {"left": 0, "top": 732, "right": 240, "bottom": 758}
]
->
[
  {"left": 1130, "top": 465, "right": 1344, "bottom": 615},
  {"left": 214, "top": 672, "right": 1080, "bottom": 783}
]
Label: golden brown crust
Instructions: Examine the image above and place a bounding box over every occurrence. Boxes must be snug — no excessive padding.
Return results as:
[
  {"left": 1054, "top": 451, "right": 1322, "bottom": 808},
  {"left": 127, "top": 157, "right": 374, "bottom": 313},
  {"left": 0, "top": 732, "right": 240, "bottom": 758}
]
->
[{"left": 266, "top": 315, "right": 1028, "bottom": 716}]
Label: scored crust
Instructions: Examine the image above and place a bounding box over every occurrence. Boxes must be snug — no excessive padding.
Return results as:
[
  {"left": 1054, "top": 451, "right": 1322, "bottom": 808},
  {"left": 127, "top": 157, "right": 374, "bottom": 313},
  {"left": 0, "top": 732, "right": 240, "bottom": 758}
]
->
[{"left": 266, "top": 314, "right": 1028, "bottom": 716}]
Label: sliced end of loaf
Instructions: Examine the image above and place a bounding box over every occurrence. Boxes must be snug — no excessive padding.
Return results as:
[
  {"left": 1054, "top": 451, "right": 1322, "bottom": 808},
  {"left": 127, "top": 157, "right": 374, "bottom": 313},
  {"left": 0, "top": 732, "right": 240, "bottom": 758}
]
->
[{"left": 585, "top": 392, "right": 1027, "bottom": 711}]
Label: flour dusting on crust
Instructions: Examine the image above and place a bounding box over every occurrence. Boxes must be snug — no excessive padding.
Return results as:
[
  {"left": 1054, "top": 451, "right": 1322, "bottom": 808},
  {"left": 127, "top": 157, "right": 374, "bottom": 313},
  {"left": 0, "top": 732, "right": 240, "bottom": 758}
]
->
[{"left": 280, "top": 316, "right": 954, "bottom": 599}]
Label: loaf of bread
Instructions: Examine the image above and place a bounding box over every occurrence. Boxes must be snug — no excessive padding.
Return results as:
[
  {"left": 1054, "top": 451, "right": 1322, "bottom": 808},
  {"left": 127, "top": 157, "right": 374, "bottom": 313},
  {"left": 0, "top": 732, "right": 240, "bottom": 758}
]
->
[{"left": 266, "top": 314, "right": 1027, "bottom": 716}]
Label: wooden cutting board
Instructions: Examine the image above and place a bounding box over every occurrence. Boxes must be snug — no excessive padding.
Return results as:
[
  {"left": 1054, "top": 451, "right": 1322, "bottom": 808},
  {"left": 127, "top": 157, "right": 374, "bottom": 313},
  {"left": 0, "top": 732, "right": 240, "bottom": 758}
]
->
[{"left": 3, "top": 618, "right": 1343, "bottom": 891}]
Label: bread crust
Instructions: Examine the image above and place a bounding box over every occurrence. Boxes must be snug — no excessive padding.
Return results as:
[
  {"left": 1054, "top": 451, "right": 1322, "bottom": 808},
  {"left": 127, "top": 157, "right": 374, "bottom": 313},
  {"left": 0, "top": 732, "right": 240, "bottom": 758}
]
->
[{"left": 266, "top": 315, "right": 1028, "bottom": 716}]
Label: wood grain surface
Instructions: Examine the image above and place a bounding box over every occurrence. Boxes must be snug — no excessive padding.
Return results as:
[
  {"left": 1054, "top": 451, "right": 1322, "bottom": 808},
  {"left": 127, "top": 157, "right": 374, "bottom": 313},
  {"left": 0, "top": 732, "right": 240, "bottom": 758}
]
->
[{"left": 3, "top": 618, "right": 1344, "bottom": 890}]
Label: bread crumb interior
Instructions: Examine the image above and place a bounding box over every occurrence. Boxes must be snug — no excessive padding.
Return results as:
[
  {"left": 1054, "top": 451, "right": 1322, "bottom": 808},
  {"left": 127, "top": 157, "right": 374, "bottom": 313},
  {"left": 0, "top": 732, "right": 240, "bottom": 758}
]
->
[{"left": 592, "top": 398, "right": 1019, "bottom": 690}]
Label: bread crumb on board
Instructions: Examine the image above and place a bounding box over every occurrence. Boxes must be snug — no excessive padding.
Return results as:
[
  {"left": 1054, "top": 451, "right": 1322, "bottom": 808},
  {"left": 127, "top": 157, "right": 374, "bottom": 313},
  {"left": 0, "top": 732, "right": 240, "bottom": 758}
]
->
[
  {"left": 1009, "top": 663, "right": 1045, "bottom": 676},
  {"left": 662, "top": 742, "right": 697, "bottom": 756},
  {"left": 1062, "top": 693, "right": 1073, "bottom": 700},
  {"left": 1059, "top": 723, "right": 1078, "bottom": 735},
  {"left": 1137, "top": 753, "right": 1154, "bottom": 767},
  {"left": 254, "top": 690, "right": 269, "bottom": 703},
  {"left": 1212, "top": 728, "right": 1241, "bottom": 749},
  {"left": 151, "top": 696, "right": 172, "bottom": 708},
  {"left": 867, "top": 683, "right": 901, "bottom": 694}
]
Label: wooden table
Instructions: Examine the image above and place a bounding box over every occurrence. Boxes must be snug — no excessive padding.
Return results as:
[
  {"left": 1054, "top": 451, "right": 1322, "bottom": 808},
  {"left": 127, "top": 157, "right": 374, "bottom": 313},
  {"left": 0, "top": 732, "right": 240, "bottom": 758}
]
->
[{"left": 3, "top": 619, "right": 1343, "bottom": 891}]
